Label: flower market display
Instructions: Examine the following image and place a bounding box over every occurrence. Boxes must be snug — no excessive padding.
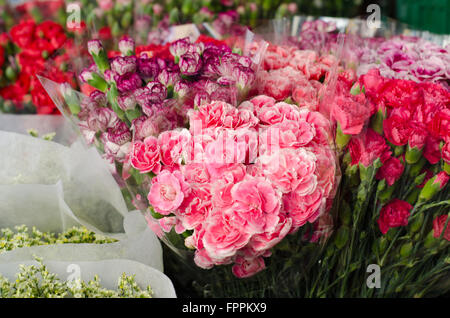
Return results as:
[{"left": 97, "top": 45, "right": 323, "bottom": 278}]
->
[{"left": 0, "top": 0, "right": 449, "bottom": 300}]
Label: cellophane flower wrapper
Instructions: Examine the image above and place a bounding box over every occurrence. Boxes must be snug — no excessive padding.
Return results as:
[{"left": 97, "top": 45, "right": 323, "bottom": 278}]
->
[
  {"left": 38, "top": 22, "right": 348, "bottom": 296},
  {"left": 0, "top": 117, "right": 176, "bottom": 297}
]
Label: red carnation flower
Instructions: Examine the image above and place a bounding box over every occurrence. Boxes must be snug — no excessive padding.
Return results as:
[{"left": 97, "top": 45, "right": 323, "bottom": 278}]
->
[
  {"left": 17, "top": 50, "right": 46, "bottom": 75},
  {"left": 428, "top": 108, "right": 450, "bottom": 141},
  {"left": 33, "top": 21, "right": 66, "bottom": 53},
  {"left": 378, "top": 199, "right": 412, "bottom": 235},
  {"left": 0, "top": 73, "right": 31, "bottom": 102},
  {"left": 196, "top": 34, "right": 227, "bottom": 47},
  {"left": 383, "top": 107, "right": 412, "bottom": 146},
  {"left": 348, "top": 128, "right": 391, "bottom": 167},
  {"left": 376, "top": 156, "right": 404, "bottom": 186},
  {"left": 442, "top": 142, "right": 450, "bottom": 165},
  {"left": 98, "top": 26, "right": 112, "bottom": 40},
  {"left": 382, "top": 79, "right": 423, "bottom": 110},
  {"left": 433, "top": 215, "right": 450, "bottom": 241},
  {"left": 10, "top": 20, "right": 36, "bottom": 49},
  {"left": 423, "top": 135, "right": 442, "bottom": 165}
]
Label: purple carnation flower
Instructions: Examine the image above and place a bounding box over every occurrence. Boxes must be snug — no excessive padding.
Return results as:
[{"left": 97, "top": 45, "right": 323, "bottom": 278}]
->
[
  {"left": 89, "top": 90, "right": 107, "bottom": 106},
  {"left": 169, "top": 37, "right": 192, "bottom": 59},
  {"left": 194, "top": 91, "right": 211, "bottom": 108},
  {"left": 137, "top": 57, "right": 160, "bottom": 79},
  {"left": 174, "top": 80, "right": 190, "bottom": 98},
  {"left": 87, "top": 108, "right": 119, "bottom": 132},
  {"left": 132, "top": 116, "right": 159, "bottom": 140},
  {"left": 179, "top": 52, "right": 203, "bottom": 76},
  {"left": 118, "top": 35, "right": 135, "bottom": 56},
  {"left": 116, "top": 72, "right": 142, "bottom": 93},
  {"left": 87, "top": 39, "right": 103, "bottom": 56},
  {"left": 157, "top": 69, "right": 180, "bottom": 87},
  {"left": 146, "top": 81, "right": 167, "bottom": 101},
  {"left": 117, "top": 93, "right": 137, "bottom": 111},
  {"left": 111, "top": 56, "right": 137, "bottom": 76},
  {"left": 107, "top": 121, "right": 132, "bottom": 145}
]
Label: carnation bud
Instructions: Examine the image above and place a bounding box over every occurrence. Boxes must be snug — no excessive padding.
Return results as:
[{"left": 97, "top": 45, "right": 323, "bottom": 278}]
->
[
  {"left": 409, "top": 157, "right": 427, "bottom": 178},
  {"left": 377, "top": 179, "right": 386, "bottom": 193},
  {"left": 409, "top": 213, "right": 423, "bottom": 234},
  {"left": 118, "top": 35, "right": 135, "bottom": 56},
  {"left": 414, "top": 172, "right": 427, "bottom": 186},
  {"left": 79, "top": 69, "right": 108, "bottom": 92},
  {"left": 336, "top": 123, "right": 351, "bottom": 150},
  {"left": 5, "top": 66, "right": 18, "bottom": 81},
  {"left": 405, "top": 144, "right": 423, "bottom": 164},
  {"left": 400, "top": 242, "right": 413, "bottom": 258},
  {"left": 444, "top": 163, "right": 450, "bottom": 175},
  {"left": 424, "top": 231, "right": 438, "bottom": 249},
  {"left": 339, "top": 200, "right": 352, "bottom": 225},
  {"left": 275, "top": 3, "right": 288, "bottom": 18},
  {"left": 406, "top": 188, "right": 420, "bottom": 206},
  {"left": 334, "top": 226, "right": 349, "bottom": 249},
  {"left": 418, "top": 171, "right": 449, "bottom": 203},
  {"left": 378, "top": 237, "right": 388, "bottom": 254},
  {"left": 87, "top": 39, "right": 110, "bottom": 73},
  {"left": 394, "top": 145, "right": 405, "bottom": 157},
  {"left": 107, "top": 82, "right": 126, "bottom": 121}
]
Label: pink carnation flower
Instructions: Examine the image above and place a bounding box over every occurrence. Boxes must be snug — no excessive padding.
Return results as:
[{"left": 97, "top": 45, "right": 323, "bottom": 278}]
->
[
  {"left": 130, "top": 136, "right": 161, "bottom": 174},
  {"left": 148, "top": 170, "right": 190, "bottom": 215}
]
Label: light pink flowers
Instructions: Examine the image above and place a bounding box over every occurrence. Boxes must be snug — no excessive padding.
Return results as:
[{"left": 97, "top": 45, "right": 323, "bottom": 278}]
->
[
  {"left": 148, "top": 170, "right": 190, "bottom": 215},
  {"left": 144, "top": 96, "right": 337, "bottom": 277}
]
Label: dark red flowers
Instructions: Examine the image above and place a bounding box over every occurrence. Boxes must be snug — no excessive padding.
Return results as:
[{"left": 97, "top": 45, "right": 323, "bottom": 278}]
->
[{"left": 378, "top": 199, "right": 412, "bottom": 234}]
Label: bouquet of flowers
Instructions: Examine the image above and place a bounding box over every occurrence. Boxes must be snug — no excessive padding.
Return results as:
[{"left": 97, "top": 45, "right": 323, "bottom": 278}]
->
[
  {"left": 0, "top": 19, "right": 75, "bottom": 114},
  {"left": 321, "top": 65, "right": 450, "bottom": 297},
  {"left": 37, "top": 23, "right": 352, "bottom": 296}
]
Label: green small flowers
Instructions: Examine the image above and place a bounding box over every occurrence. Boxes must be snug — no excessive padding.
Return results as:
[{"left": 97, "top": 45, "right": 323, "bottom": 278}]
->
[
  {"left": 0, "top": 225, "right": 116, "bottom": 253},
  {"left": 0, "top": 226, "right": 153, "bottom": 298},
  {"left": 0, "top": 257, "right": 153, "bottom": 298}
]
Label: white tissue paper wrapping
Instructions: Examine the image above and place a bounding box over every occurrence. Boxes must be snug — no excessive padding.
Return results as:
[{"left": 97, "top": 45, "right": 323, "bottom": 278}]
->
[{"left": 0, "top": 115, "right": 175, "bottom": 297}]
